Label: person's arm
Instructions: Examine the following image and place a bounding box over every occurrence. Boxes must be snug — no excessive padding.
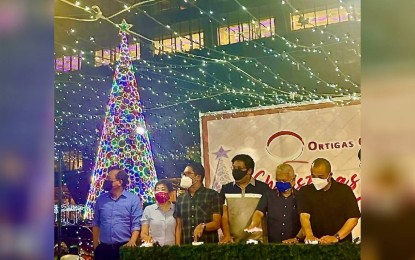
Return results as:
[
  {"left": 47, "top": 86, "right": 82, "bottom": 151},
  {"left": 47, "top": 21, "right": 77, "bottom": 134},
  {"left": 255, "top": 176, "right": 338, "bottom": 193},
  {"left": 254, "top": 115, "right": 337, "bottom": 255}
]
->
[
  {"left": 193, "top": 213, "right": 221, "bottom": 241},
  {"left": 92, "top": 226, "right": 100, "bottom": 250},
  {"left": 219, "top": 205, "right": 232, "bottom": 243},
  {"left": 300, "top": 213, "right": 318, "bottom": 242},
  {"left": 124, "top": 196, "right": 143, "bottom": 247},
  {"left": 319, "top": 218, "right": 359, "bottom": 244},
  {"left": 92, "top": 199, "right": 100, "bottom": 249},
  {"left": 247, "top": 210, "right": 264, "bottom": 230},
  {"left": 140, "top": 224, "right": 152, "bottom": 243},
  {"left": 175, "top": 218, "right": 182, "bottom": 245},
  {"left": 282, "top": 228, "right": 304, "bottom": 244}
]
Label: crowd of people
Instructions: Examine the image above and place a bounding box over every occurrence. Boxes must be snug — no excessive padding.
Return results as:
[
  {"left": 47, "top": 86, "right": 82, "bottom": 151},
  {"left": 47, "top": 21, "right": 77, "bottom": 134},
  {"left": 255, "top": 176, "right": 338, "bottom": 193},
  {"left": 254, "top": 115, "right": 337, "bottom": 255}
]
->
[{"left": 91, "top": 155, "right": 361, "bottom": 260}]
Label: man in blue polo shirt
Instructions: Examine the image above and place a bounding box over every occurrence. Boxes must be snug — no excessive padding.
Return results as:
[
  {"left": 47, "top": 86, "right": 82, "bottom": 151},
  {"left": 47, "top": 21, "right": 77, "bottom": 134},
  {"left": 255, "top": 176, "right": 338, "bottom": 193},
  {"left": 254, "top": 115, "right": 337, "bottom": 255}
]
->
[{"left": 93, "top": 168, "right": 142, "bottom": 260}]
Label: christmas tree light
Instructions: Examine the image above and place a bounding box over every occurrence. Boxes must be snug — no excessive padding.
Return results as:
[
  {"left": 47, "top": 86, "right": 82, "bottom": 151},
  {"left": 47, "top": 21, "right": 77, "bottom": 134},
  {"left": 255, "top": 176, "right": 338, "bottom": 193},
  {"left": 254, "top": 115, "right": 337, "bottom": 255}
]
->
[{"left": 85, "top": 19, "right": 157, "bottom": 218}]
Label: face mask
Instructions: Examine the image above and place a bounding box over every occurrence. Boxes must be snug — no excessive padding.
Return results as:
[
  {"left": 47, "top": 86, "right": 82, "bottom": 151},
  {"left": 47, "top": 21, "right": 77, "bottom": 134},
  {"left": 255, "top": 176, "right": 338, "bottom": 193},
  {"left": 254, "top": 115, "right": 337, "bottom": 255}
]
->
[
  {"left": 155, "top": 191, "right": 170, "bottom": 204},
  {"left": 275, "top": 181, "right": 292, "bottom": 193},
  {"left": 180, "top": 175, "right": 193, "bottom": 189},
  {"left": 103, "top": 180, "right": 114, "bottom": 191},
  {"left": 232, "top": 169, "right": 248, "bottom": 181},
  {"left": 312, "top": 176, "right": 330, "bottom": 190}
]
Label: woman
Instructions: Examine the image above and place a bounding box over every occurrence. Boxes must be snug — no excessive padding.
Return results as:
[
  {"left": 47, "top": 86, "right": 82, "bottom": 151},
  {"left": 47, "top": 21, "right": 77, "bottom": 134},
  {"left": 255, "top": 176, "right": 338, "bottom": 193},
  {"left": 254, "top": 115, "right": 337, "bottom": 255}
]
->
[{"left": 141, "top": 180, "right": 176, "bottom": 246}]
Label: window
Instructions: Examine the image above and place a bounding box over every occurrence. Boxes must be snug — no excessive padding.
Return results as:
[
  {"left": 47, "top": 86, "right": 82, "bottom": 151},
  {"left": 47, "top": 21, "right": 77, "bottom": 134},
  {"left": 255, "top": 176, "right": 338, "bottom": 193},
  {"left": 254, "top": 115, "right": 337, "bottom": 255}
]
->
[
  {"left": 63, "top": 150, "right": 83, "bottom": 171},
  {"left": 218, "top": 17, "right": 275, "bottom": 46},
  {"left": 291, "top": 6, "right": 355, "bottom": 31},
  {"left": 154, "top": 32, "right": 205, "bottom": 55},
  {"left": 94, "top": 43, "right": 140, "bottom": 67},
  {"left": 56, "top": 58, "right": 63, "bottom": 71}
]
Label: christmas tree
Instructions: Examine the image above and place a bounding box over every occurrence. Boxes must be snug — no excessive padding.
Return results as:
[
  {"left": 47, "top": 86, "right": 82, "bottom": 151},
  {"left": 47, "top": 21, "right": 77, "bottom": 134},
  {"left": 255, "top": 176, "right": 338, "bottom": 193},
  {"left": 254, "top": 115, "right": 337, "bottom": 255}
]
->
[
  {"left": 85, "top": 20, "right": 157, "bottom": 218},
  {"left": 211, "top": 146, "right": 233, "bottom": 192}
]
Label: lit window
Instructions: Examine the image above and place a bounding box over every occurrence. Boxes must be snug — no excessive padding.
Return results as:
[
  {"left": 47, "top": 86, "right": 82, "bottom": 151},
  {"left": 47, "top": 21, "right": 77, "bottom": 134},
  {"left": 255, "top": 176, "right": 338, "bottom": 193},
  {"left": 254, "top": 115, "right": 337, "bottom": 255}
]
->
[
  {"left": 218, "top": 18, "right": 275, "bottom": 46},
  {"left": 291, "top": 6, "right": 353, "bottom": 31},
  {"left": 315, "top": 9, "right": 328, "bottom": 27},
  {"left": 103, "top": 49, "right": 111, "bottom": 66},
  {"left": 56, "top": 58, "right": 63, "bottom": 72},
  {"left": 71, "top": 55, "right": 79, "bottom": 71},
  {"left": 95, "top": 50, "right": 103, "bottom": 67},
  {"left": 154, "top": 32, "right": 204, "bottom": 55},
  {"left": 63, "top": 56, "right": 71, "bottom": 72}
]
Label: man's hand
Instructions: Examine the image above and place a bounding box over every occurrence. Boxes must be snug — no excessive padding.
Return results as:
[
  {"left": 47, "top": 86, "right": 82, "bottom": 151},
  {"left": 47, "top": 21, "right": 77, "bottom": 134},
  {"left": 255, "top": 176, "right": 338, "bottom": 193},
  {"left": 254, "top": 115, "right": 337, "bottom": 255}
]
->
[
  {"left": 218, "top": 235, "right": 233, "bottom": 244},
  {"left": 282, "top": 237, "right": 300, "bottom": 244},
  {"left": 319, "top": 235, "right": 339, "bottom": 244},
  {"left": 141, "top": 237, "right": 153, "bottom": 244},
  {"left": 93, "top": 241, "right": 100, "bottom": 250},
  {"left": 304, "top": 234, "right": 319, "bottom": 244},
  {"left": 123, "top": 240, "right": 137, "bottom": 247},
  {"left": 193, "top": 224, "right": 205, "bottom": 242}
]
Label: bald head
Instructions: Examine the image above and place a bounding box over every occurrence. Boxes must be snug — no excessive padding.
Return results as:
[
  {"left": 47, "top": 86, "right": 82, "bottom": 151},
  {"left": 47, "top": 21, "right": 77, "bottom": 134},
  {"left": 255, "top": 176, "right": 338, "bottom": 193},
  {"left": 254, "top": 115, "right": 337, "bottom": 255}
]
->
[{"left": 275, "top": 163, "right": 295, "bottom": 182}]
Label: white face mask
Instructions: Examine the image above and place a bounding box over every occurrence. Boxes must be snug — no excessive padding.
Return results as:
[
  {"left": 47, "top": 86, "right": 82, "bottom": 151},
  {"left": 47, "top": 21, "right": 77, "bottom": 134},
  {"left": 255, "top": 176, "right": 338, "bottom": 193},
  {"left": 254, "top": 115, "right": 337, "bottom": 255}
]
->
[
  {"left": 180, "top": 175, "right": 193, "bottom": 189},
  {"left": 312, "top": 176, "right": 330, "bottom": 190}
]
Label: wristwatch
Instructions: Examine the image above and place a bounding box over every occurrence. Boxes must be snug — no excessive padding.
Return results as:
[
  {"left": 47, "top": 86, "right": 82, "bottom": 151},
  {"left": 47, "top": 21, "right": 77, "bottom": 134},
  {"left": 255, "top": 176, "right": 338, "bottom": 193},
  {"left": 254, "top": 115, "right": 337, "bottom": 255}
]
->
[{"left": 334, "top": 233, "right": 341, "bottom": 242}]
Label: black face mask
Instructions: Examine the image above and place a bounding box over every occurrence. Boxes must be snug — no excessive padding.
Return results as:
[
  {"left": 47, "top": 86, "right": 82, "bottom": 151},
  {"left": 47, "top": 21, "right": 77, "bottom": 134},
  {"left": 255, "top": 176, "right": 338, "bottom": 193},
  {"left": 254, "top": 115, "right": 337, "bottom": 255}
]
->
[
  {"left": 232, "top": 169, "right": 248, "bottom": 181},
  {"left": 103, "top": 180, "right": 114, "bottom": 191}
]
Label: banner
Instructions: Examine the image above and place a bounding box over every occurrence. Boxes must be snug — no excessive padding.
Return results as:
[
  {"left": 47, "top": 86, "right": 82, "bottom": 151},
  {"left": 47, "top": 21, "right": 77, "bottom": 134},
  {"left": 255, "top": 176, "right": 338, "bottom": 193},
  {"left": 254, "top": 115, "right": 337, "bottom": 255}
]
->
[{"left": 201, "top": 100, "right": 361, "bottom": 238}]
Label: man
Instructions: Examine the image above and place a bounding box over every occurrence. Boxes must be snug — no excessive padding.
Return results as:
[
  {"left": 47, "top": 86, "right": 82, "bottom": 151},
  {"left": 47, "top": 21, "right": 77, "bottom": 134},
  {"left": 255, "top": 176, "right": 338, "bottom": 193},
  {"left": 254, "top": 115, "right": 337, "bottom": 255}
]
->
[
  {"left": 174, "top": 162, "right": 222, "bottom": 245},
  {"left": 93, "top": 168, "right": 142, "bottom": 260},
  {"left": 247, "top": 163, "right": 302, "bottom": 243},
  {"left": 219, "top": 154, "right": 271, "bottom": 243},
  {"left": 61, "top": 245, "right": 85, "bottom": 260},
  {"left": 297, "top": 158, "right": 361, "bottom": 244}
]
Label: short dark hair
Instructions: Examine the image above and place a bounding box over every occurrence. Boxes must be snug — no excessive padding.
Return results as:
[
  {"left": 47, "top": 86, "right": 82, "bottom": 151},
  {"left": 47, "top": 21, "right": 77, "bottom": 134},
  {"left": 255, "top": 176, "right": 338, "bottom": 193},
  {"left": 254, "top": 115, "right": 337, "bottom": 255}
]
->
[
  {"left": 232, "top": 154, "right": 255, "bottom": 172},
  {"left": 187, "top": 162, "right": 205, "bottom": 180},
  {"left": 155, "top": 179, "right": 173, "bottom": 192},
  {"left": 311, "top": 158, "right": 332, "bottom": 173},
  {"left": 68, "top": 245, "right": 79, "bottom": 255},
  {"left": 114, "top": 169, "right": 129, "bottom": 188}
]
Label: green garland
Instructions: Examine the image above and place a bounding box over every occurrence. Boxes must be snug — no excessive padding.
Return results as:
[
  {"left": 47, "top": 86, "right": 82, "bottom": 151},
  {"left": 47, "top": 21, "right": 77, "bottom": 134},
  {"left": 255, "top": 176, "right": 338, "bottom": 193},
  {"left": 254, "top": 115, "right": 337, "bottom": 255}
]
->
[{"left": 120, "top": 243, "right": 360, "bottom": 260}]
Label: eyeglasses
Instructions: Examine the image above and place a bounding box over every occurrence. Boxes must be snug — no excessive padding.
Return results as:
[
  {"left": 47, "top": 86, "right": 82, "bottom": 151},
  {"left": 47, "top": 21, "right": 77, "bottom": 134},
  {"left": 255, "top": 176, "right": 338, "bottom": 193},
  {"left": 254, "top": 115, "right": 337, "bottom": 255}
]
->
[{"left": 182, "top": 171, "right": 195, "bottom": 177}]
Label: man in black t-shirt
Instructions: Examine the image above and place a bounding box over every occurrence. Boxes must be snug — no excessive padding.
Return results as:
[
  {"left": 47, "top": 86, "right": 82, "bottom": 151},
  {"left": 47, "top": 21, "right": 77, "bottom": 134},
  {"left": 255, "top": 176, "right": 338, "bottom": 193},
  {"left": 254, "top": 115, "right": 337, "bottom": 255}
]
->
[
  {"left": 219, "top": 154, "right": 271, "bottom": 243},
  {"left": 297, "top": 158, "right": 361, "bottom": 244}
]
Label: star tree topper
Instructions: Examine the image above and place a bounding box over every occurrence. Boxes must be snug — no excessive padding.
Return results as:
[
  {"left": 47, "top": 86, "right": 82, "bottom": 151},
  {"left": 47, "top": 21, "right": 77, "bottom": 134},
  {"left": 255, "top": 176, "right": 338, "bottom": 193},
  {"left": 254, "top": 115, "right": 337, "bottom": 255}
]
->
[{"left": 118, "top": 19, "right": 132, "bottom": 33}]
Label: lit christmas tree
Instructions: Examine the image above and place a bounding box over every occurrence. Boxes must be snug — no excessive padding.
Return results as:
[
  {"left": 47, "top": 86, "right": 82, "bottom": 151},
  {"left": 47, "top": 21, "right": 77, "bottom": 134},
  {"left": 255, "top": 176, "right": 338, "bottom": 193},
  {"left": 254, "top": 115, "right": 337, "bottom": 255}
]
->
[
  {"left": 211, "top": 146, "right": 233, "bottom": 192},
  {"left": 85, "top": 20, "right": 157, "bottom": 218}
]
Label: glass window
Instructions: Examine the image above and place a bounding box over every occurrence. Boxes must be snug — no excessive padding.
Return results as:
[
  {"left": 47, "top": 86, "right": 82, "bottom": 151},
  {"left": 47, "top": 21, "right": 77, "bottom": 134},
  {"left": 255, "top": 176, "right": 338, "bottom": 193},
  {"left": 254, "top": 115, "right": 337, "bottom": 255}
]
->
[
  {"left": 102, "top": 49, "right": 111, "bottom": 65},
  {"left": 259, "top": 18, "right": 274, "bottom": 38},
  {"left": 315, "top": 9, "right": 328, "bottom": 27},
  {"left": 218, "top": 26, "right": 229, "bottom": 45},
  {"left": 129, "top": 44, "right": 138, "bottom": 59},
  {"left": 339, "top": 6, "right": 350, "bottom": 22},
  {"left": 181, "top": 36, "right": 191, "bottom": 52},
  {"left": 63, "top": 56, "right": 71, "bottom": 72},
  {"left": 154, "top": 41, "right": 161, "bottom": 55},
  {"left": 229, "top": 24, "right": 240, "bottom": 44},
  {"left": 56, "top": 58, "right": 63, "bottom": 71},
  {"left": 71, "top": 55, "right": 79, "bottom": 71},
  {"left": 162, "top": 38, "right": 174, "bottom": 53},
  {"left": 95, "top": 50, "right": 103, "bottom": 67},
  {"left": 327, "top": 8, "right": 340, "bottom": 24}
]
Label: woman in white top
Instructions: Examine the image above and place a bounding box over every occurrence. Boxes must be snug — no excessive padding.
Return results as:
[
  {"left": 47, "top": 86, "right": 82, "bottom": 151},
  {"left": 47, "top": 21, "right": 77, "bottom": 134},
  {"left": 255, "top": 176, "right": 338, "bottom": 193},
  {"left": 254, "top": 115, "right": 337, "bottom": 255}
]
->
[{"left": 141, "top": 180, "right": 176, "bottom": 246}]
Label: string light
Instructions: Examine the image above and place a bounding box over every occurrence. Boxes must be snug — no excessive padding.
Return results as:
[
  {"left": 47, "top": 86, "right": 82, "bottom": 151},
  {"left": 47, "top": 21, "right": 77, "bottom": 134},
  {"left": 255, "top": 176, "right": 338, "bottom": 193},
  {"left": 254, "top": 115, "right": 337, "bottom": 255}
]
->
[{"left": 55, "top": 0, "right": 361, "bottom": 179}]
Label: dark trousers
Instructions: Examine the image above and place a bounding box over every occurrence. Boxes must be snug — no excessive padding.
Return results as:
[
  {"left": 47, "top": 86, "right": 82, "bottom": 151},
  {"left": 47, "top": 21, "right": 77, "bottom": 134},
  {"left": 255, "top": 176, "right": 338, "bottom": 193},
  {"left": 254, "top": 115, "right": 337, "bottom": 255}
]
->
[{"left": 94, "top": 242, "right": 127, "bottom": 260}]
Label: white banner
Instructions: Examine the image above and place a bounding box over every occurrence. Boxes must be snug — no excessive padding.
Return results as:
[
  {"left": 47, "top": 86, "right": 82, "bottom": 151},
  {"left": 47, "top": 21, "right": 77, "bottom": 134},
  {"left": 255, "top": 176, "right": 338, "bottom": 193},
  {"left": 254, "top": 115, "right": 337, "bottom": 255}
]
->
[{"left": 201, "top": 100, "right": 361, "bottom": 239}]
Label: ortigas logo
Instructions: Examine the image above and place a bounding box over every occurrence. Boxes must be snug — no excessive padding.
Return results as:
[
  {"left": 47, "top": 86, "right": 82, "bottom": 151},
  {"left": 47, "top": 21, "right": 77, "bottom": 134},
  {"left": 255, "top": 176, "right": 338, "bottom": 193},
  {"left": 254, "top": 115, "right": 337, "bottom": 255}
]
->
[{"left": 266, "top": 130, "right": 360, "bottom": 162}]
